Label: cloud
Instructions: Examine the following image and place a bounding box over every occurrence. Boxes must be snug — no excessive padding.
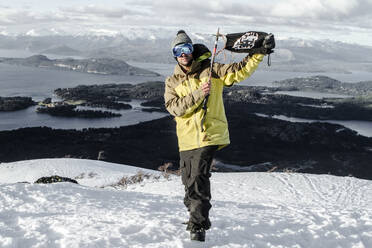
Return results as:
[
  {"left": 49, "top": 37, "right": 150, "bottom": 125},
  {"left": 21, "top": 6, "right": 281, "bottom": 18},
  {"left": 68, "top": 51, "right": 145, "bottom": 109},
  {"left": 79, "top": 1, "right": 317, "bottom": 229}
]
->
[
  {"left": 2, "top": 1, "right": 371, "bottom": 30},
  {"left": 270, "top": 0, "right": 372, "bottom": 20},
  {"left": 0, "top": 0, "right": 371, "bottom": 45},
  {"left": 59, "top": 4, "right": 143, "bottom": 19},
  {"left": 152, "top": 0, "right": 246, "bottom": 17},
  {"left": 135, "top": 0, "right": 372, "bottom": 36},
  {"left": 0, "top": 6, "right": 65, "bottom": 26}
]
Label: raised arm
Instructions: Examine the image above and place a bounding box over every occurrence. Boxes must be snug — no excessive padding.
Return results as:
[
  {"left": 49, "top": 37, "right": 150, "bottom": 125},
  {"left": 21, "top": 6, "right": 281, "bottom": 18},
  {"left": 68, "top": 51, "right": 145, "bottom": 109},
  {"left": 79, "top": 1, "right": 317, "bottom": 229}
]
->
[{"left": 214, "top": 54, "right": 264, "bottom": 86}]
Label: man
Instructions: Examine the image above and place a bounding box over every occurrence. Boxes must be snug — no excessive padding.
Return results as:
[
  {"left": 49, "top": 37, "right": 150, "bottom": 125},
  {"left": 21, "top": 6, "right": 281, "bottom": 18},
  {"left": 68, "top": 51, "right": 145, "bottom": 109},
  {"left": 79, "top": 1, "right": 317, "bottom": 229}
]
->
[{"left": 164, "top": 30, "right": 273, "bottom": 242}]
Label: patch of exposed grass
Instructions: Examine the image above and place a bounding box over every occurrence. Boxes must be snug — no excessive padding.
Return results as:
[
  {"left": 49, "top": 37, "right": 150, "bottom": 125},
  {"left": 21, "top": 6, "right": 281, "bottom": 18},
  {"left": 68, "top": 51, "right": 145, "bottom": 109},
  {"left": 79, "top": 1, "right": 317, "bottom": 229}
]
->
[{"left": 106, "top": 169, "right": 175, "bottom": 189}]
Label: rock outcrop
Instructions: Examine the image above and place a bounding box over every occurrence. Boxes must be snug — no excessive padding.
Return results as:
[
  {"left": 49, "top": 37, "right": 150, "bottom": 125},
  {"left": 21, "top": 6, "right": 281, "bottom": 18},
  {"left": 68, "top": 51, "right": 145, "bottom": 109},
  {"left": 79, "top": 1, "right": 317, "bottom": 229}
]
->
[
  {"left": 1, "top": 114, "right": 372, "bottom": 180},
  {"left": 0, "top": 97, "right": 36, "bottom": 111},
  {"left": 272, "top": 75, "right": 372, "bottom": 96},
  {"left": 36, "top": 104, "right": 121, "bottom": 118}
]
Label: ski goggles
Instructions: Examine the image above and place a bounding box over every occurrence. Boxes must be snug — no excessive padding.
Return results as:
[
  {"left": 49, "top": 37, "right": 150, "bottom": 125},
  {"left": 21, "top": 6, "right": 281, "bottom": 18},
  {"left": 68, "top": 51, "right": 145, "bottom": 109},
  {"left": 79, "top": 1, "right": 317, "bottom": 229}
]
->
[{"left": 172, "top": 43, "right": 194, "bottom": 57}]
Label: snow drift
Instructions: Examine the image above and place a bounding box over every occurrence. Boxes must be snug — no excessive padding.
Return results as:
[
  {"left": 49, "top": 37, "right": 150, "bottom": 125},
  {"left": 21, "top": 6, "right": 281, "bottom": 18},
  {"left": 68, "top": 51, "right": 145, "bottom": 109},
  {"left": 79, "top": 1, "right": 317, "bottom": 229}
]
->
[{"left": 0, "top": 158, "right": 372, "bottom": 247}]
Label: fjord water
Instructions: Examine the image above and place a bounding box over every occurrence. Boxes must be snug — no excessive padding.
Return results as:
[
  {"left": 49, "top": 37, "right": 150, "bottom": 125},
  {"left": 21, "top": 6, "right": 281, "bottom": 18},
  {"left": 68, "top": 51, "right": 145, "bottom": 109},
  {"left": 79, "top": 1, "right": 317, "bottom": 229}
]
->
[
  {"left": 0, "top": 62, "right": 167, "bottom": 130},
  {"left": 1, "top": 49, "right": 372, "bottom": 134},
  {"left": 0, "top": 63, "right": 165, "bottom": 101}
]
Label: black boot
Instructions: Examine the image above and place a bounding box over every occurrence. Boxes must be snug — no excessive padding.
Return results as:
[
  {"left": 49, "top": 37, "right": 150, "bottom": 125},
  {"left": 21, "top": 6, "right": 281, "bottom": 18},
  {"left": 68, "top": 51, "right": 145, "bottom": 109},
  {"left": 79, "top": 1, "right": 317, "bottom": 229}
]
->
[{"left": 190, "top": 228, "right": 205, "bottom": 242}]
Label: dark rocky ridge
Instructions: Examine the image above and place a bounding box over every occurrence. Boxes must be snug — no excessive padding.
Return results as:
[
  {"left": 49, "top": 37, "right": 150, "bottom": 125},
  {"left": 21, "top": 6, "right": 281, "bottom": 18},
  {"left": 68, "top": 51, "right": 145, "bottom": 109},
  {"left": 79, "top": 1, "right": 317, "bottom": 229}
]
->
[
  {"left": 0, "top": 55, "right": 160, "bottom": 76},
  {"left": 273, "top": 75, "right": 372, "bottom": 96},
  {"left": 36, "top": 105, "right": 121, "bottom": 118},
  {"left": 0, "top": 114, "right": 371, "bottom": 180},
  {"left": 81, "top": 100, "right": 132, "bottom": 110},
  {"left": 0, "top": 97, "right": 36, "bottom": 111},
  {"left": 55, "top": 81, "right": 165, "bottom": 101},
  {"left": 223, "top": 86, "right": 372, "bottom": 121},
  {"left": 55, "top": 81, "right": 166, "bottom": 112}
]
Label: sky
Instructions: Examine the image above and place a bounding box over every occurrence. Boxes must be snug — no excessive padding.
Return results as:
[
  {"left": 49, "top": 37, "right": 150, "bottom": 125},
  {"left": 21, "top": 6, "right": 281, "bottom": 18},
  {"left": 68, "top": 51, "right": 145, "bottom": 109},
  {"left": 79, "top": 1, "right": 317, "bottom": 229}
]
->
[{"left": 0, "top": 0, "right": 372, "bottom": 45}]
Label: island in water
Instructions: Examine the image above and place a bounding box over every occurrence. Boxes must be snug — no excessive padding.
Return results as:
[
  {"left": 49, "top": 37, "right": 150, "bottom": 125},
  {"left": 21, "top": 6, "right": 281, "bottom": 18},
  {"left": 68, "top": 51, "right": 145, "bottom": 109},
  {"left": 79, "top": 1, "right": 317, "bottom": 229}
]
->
[{"left": 0, "top": 55, "right": 160, "bottom": 76}]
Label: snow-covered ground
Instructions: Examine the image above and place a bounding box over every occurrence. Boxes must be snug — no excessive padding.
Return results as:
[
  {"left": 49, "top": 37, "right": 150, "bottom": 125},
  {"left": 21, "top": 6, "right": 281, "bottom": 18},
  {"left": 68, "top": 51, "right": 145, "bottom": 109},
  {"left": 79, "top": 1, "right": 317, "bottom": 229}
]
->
[{"left": 1, "top": 158, "right": 372, "bottom": 248}]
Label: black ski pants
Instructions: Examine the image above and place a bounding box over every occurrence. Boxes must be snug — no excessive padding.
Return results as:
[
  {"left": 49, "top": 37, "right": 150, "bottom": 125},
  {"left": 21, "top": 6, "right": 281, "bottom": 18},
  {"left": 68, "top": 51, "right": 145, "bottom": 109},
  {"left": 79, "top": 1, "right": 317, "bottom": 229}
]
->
[{"left": 179, "top": 145, "right": 218, "bottom": 231}]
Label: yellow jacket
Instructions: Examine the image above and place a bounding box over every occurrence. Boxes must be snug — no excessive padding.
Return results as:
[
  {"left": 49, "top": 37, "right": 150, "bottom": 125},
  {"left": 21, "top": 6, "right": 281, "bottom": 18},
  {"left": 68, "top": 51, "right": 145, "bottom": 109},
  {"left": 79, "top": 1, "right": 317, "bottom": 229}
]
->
[{"left": 164, "top": 51, "right": 264, "bottom": 151}]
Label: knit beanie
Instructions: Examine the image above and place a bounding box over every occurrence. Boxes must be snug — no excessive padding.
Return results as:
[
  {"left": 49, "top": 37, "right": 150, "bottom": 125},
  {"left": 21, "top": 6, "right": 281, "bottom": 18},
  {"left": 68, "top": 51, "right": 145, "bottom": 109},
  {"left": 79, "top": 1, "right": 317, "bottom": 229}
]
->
[{"left": 171, "top": 30, "right": 193, "bottom": 49}]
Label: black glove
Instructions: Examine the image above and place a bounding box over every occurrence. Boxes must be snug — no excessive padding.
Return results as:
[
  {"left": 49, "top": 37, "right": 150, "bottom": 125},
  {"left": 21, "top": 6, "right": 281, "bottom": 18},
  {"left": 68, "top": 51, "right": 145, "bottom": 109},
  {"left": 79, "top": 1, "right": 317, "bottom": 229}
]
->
[
  {"left": 250, "top": 47, "right": 273, "bottom": 55},
  {"left": 248, "top": 33, "right": 275, "bottom": 56},
  {"left": 263, "top": 33, "right": 275, "bottom": 50}
]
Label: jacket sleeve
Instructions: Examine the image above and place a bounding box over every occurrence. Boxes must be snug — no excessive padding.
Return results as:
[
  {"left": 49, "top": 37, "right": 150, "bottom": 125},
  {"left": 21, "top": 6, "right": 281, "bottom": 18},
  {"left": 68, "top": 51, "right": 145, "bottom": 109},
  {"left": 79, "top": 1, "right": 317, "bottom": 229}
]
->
[
  {"left": 164, "top": 77, "right": 205, "bottom": 117},
  {"left": 214, "top": 54, "right": 264, "bottom": 86}
]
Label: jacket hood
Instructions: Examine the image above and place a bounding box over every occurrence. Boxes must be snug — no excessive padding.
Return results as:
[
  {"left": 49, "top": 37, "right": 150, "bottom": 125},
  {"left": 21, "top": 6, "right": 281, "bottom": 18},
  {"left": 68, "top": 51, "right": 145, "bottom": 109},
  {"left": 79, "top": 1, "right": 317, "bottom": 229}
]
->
[{"left": 192, "top": 43, "right": 212, "bottom": 62}]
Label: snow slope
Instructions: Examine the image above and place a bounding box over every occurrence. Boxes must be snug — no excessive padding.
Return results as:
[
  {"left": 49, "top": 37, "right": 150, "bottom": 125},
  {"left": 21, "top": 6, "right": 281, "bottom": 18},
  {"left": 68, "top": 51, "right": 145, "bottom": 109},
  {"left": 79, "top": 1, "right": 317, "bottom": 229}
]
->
[{"left": 1, "top": 158, "right": 372, "bottom": 248}]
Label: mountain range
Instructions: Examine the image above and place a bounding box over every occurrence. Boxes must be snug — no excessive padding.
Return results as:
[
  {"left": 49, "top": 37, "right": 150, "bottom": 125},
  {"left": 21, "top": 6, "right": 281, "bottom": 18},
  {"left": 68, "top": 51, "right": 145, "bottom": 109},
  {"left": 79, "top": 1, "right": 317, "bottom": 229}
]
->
[{"left": 1, "top": 33, "right": 372, "bottom": 73}]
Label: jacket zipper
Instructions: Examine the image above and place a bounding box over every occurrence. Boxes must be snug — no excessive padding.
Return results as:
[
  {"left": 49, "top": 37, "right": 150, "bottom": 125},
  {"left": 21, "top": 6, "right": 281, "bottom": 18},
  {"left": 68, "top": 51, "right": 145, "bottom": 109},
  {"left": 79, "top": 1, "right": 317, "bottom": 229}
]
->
[{"left": 186, "top": 76, "right": 201, "bottom": 148}]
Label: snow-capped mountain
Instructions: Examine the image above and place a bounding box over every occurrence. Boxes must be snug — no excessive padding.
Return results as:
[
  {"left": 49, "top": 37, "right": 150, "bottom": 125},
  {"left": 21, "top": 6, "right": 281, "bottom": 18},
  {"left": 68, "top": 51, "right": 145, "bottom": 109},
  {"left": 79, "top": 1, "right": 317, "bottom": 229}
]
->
[
  {"left": 0, "top": 158, "right": 371, "bottom": 247},
  {"left": 1, "top": 31, "right": 372, "bottom": 72}
]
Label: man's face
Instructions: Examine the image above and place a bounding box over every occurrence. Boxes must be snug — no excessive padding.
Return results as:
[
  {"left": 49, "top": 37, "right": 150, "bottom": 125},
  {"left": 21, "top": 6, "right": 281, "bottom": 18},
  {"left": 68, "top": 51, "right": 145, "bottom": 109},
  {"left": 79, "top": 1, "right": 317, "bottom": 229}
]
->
[{"left": 177, "top": 53, "right": 193, "bottom": 67}]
